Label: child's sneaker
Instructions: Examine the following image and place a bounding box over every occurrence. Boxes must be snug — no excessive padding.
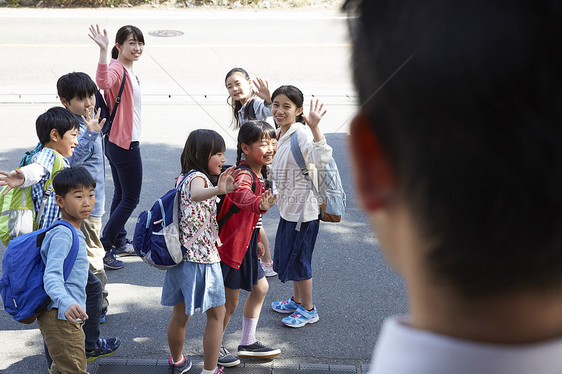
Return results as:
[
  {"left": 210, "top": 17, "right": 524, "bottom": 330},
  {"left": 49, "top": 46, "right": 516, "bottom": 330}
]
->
[
  {"left": 282, "top": 305, "right": 319, "bottom": 328},
  {"left": 86, "top": 337, "right": 121, "bottom": 363},
  {"left": 237, "top": 341, "right": 281, "bottom": 358},
  {"left": 271, "top": 296, "right": 299, "bottom": 313},
  {"left": 103, "top": 251, "right": 124, "bottom": 270},
  {"left": 217, "top": 345, "right": 240, "bottom": 367},
  {"left": 260, "top": 261, "right": 277, "bottom": 277},
  {"left": 200, "top": 367, "right": 224, "bottom": 374},
  {"left": 168, "top": 355, "right": 192, "bottom": 374},
  {"left": 112, "top": 239, "right": 136, "bottom": 256}
]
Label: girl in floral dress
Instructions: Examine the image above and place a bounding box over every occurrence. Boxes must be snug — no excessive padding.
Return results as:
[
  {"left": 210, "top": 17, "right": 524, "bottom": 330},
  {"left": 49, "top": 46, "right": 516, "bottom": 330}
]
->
[{"left": 161, "top": 129, "right": 239, "bottom": 374}]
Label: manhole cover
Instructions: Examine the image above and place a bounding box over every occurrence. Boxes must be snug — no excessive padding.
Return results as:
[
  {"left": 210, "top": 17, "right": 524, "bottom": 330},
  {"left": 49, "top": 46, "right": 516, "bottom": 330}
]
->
[{"left": 148, "top": 30, "right": 184, "bottom": 37}]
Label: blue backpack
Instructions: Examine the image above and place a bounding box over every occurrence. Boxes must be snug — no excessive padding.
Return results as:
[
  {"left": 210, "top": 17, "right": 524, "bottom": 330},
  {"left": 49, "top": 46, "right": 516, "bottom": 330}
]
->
[
  {"left": 0, "top": 220, "right": 79, "bottom": 324},
  {"left": 290, "top": 132, "right": 346, "bottom": 230},
  {"left": 134, "top": 171, "right": 214, "bottom": 270}
]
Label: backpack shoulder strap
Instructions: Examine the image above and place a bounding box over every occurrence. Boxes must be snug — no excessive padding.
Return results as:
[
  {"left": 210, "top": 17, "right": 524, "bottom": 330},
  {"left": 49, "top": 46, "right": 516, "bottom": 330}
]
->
[
  {"left": 44, "top": 151, "right": 65, "bottom": 192},
  {"left": 217, "top": 163, "right": 258, "bottom": 231},
  {"left": 36, "top": 151, "right": 65, "bottom": 225},
  {"left": 290, "top": 131, "right": 308, "bottom": 175},
  {"left": 236, "top": 162, "right": 258, "bottom": 193},
  {"left": 40, "top": 220, "right": 80, "bottom": 280},
  {"left": 110, "top": 67, "right": 127, "bottom": 120},
  {"left": 290, "top": 131, "right": 317, "bottom": 231},
  {"left": 104, "top": 67, "right": 128, "bottom": 136}
]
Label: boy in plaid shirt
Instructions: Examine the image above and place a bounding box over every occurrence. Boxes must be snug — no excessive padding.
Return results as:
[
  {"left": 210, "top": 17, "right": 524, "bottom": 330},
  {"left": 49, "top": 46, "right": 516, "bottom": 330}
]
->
[{"left": 0, "top": 107, "right": 79, "bottom": 222}]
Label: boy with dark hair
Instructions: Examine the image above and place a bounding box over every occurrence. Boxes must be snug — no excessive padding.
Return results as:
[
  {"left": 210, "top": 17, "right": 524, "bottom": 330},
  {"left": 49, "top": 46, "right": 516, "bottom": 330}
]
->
[
  {"left": 344, "top": 1, "right": 562, "bottom": 373},
  {"left": 58, "top": 71, "right": 133, "bottom": 270},
  {"left": 0, "top": 107, "right": 78, "bottom": 230},
  {"left": 37, "top": 166, "right": 95, "bottom": 374},
  {"left": 57, "top": 72, "right": 120, "bottom": 363}
]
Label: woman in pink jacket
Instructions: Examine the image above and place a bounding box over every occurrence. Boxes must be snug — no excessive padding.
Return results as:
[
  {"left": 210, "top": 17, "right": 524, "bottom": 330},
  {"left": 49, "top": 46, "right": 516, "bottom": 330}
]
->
[{"left": 89, "top": 24, "right": 144, "bottom": 270}]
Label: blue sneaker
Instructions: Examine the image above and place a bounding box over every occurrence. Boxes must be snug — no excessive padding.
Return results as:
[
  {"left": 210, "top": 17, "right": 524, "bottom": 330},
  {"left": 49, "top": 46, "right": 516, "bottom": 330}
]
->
[
  {"left": 112, "top": 239, "right": 136, "bottom": 257},
  {"left": 271, "top": 296, "right": 299, "bottom": 314},
  {"left": 282, "top": 305, "right": 319, "bottom": 328},
  {"left": 168, "top": 355, "right": 192, "bottom": 374},
  {"left": 103, "top": 251, "right": 124, "bottom": 270},
  {"left": 86, "top": 337, "right": 121, "bottom": 363}
]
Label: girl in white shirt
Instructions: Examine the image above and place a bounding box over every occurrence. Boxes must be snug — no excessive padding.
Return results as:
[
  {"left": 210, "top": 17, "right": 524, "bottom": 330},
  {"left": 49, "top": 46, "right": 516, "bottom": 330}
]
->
[{"left": 269, "top": 85, "right": 332, "bottom": 328}]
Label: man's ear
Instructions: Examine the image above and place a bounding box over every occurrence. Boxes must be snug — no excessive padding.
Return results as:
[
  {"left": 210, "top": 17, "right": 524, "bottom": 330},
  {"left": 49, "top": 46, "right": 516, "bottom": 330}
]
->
[
  {"left": 349, "top": 112, "right": 395, "bottom": 211},
  {"left": 60, "top": 97, "right": 69, "bottom": 108}
]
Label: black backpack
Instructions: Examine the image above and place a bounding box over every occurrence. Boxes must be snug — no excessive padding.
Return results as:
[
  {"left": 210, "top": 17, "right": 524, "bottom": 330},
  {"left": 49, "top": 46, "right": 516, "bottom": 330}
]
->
[{"left": 95, "top": 67, "right": 127, "bottom": 136}]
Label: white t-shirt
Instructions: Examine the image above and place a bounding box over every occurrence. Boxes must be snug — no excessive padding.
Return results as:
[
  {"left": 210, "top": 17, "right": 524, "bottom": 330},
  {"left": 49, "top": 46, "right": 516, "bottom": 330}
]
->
[
  {"left": 369, "top": 316, "right": 562, "bottom": 374},
  {"left": 271, "top": 123, "right": 332, "bottom": 222},
  {"left": 127, "top": 67, "right": 142, "bottom": 142}
]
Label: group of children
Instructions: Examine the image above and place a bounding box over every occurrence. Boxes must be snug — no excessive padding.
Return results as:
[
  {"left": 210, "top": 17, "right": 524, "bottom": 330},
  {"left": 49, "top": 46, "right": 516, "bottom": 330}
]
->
[
  {"left": 164, "top": 66, "right": 333, "bottom": 373},
  {"left": 0, "top": 24, "right": 334, "bottom": 374}
]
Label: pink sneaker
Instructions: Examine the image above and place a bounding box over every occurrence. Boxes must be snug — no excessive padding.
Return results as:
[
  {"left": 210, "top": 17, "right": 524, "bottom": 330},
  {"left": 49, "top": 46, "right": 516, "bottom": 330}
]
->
[
  {"left": 260, "top": 261, "right": 277, "bottom": 277},
  {"left": 200, "top": 367, "right": 224, "bottom": 374}
]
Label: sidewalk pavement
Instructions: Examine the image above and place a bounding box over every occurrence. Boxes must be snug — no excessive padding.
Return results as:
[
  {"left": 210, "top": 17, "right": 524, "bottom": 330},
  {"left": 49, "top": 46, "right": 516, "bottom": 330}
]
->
[{"left": 88, "top": 358, "right": 370, "bottom": 373}]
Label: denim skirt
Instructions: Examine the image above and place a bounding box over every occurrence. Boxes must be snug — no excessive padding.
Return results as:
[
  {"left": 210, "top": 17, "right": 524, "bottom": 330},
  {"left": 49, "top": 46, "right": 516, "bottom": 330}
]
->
[
  {"left": 273, "top": 218, "right": 320, "bottom": 282},
  {"left": 161, "top": 261, "right": 225, "bottom": 315}
]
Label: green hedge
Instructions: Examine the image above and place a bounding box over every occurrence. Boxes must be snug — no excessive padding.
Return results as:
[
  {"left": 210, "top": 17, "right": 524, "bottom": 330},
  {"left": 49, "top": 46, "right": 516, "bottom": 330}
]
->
[{"left": 1, "top": 0, "right": 329, "bottom": 8}]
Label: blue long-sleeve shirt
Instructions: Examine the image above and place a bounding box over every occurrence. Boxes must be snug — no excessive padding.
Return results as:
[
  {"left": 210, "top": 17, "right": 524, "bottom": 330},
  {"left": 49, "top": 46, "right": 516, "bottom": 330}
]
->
[
  {"left": 41, "top": 224, "right": 88, "bottom": 320},
  {"left": 66, "top": 115, "right": 105, "bottom": 217}
]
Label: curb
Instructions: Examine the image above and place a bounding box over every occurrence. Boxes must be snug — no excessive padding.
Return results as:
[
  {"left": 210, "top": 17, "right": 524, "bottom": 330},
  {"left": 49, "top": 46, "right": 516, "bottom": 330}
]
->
[{"left": 88, "top": 358, "right": 369, "bottom": 373}]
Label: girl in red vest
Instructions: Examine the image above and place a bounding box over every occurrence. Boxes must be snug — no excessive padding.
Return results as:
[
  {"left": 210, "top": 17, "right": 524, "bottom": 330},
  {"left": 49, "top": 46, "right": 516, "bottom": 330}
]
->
[{"left": 216, "top": 121, "right": 279, "bottom": 367}]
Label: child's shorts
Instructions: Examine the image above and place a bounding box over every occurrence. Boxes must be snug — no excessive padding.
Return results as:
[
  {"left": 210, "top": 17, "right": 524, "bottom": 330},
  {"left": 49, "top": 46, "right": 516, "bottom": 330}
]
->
[
  {"left": 161, "top": 261, "right": 225, "bottom": 315},
  {"left": 221, "top": 229, "right": 265, "bottom": 292},
  {"left": 273, "top": 218, "right": 319, "bottom": 282}
]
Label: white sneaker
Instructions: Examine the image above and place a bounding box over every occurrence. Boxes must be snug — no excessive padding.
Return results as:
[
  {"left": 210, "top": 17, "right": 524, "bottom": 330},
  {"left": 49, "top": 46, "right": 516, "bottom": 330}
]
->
[{"left": 260, "top": 261, "right": 277, "bottom": 277}]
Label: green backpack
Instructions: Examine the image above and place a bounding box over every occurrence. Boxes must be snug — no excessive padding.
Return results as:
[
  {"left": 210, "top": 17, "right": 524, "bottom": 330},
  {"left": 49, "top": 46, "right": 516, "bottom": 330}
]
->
[{"left": 0, "top": 145, "right": 64, "bottom": 246}]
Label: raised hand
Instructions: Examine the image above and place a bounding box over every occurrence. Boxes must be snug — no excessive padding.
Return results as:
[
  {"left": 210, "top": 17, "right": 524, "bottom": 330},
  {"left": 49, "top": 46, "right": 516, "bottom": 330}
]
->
[
  {"left": 0, "top": 169, "right": 25, "bottom": 195},
  {"left": 302, "top": 99, "right": 327, "bottom": 131},
  {"left": 217, "top": 166, "right": 241, "bottom": 194},
  {"left": 88, "top": 24, "right": 109, "bottom": 51},
  {"left": 252, "top": 77, "right": 272, "bottom": 103},
  {"left": 81, "top": 107, "right": 106, "bottom": 133},
  {"left": 259, "top": 189, "right": 278, "bottom": 211}
]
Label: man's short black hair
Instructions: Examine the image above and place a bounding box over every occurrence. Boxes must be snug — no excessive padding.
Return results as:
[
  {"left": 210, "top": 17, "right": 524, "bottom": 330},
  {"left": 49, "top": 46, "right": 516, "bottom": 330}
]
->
[
  {"left": 36, "top": 107, "right": 80, "bottom": 145},
  {"left": 345, "top": 1, "right": 562, "bottom": 298},
  {"left": 53, "top": 167, "right": 96, "bottom": 198},
  {"left": 56, "top": 72, "right": 97, "bottom": 102}
]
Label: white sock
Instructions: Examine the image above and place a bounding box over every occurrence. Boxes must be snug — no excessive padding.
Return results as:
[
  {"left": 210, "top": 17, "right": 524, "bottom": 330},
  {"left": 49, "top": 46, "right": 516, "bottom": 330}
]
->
[
  {"left": 240, "top": 316, "right": 259, "bottom": 346},
  {"left": 172, "top": 355, "right": 184, "bottom": 365},
  {"left": 201, "top": 369, "right": 215, "bottom": 374}
]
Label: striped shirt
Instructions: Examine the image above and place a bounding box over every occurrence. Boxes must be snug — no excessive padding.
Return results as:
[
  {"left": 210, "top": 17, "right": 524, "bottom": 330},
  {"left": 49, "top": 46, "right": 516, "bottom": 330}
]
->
[{"left": 21, "top": 148, "right": 69, "bottom": 228}]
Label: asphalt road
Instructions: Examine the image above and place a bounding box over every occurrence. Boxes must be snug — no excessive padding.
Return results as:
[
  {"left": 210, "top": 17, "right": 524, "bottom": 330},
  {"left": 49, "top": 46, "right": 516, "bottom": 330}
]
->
[{"left": 0, "top": 7, "right": 407, "bottom": 373}]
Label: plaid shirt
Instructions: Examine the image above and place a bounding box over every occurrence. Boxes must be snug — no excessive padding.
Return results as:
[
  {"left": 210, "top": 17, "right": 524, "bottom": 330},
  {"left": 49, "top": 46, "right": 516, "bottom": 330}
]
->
[{"left": 31, "top": 148, "right": 69, "bottom": 228}]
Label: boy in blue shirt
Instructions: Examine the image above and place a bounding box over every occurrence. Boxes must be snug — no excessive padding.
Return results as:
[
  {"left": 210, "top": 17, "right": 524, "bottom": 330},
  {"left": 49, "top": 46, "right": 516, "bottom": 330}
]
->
[
  {"left": 58, "top": 72, "right": 112, "bottom": 312},
  {"left": 57, "top": 72, "right": 121, "bottom": 362},
  {"left": 0, "top": 104, "right": 120, "bottom": 365},
  {"left": 37, "top": 166, "right": 94, "bottom": 374}
]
